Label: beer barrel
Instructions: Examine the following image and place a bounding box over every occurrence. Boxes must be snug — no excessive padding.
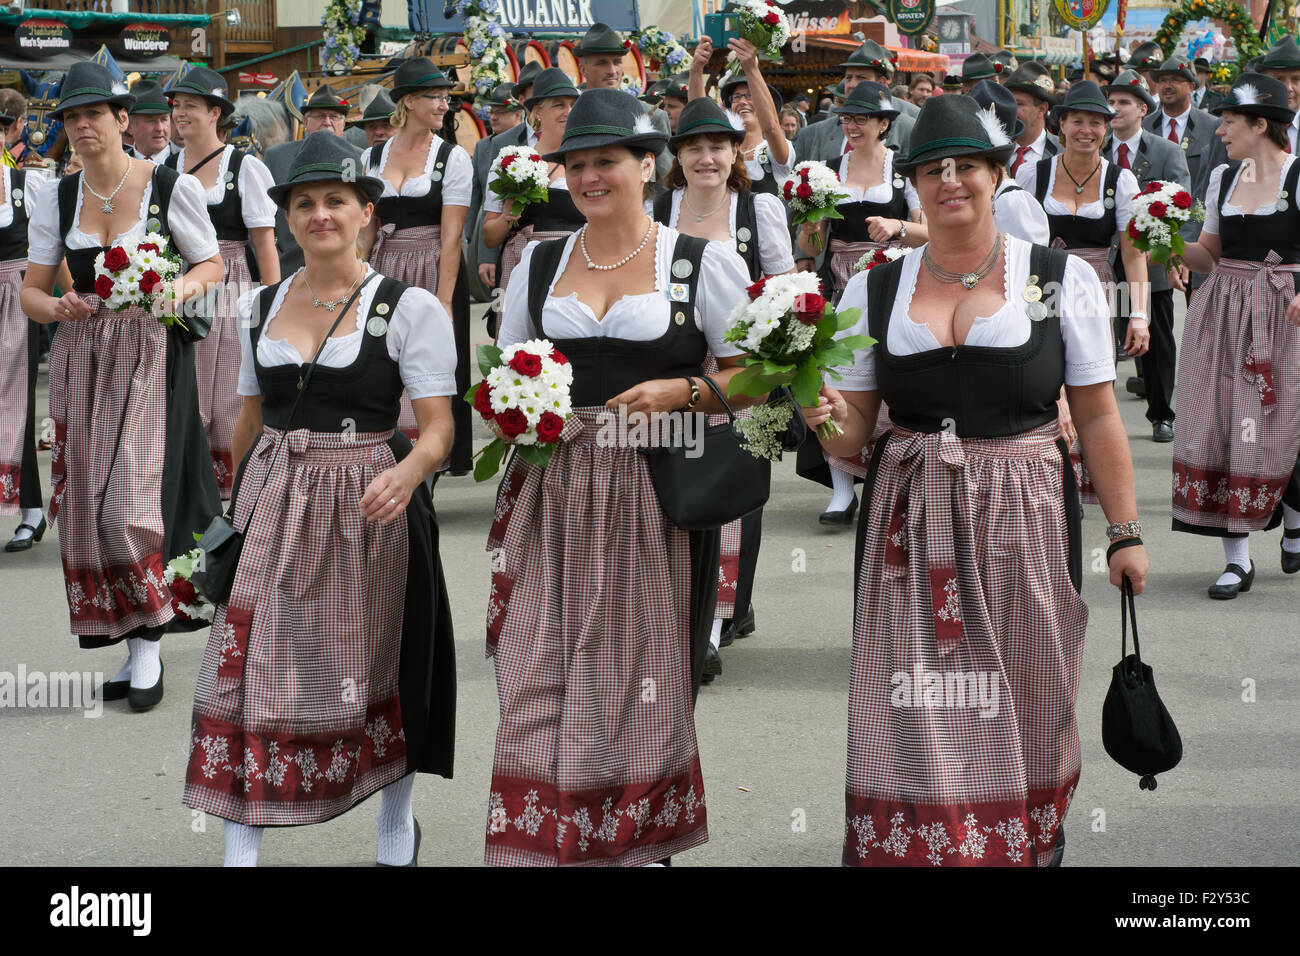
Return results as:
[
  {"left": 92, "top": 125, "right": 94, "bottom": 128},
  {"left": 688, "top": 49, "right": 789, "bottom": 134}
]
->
[
  {"left": 544, "top": 40, "right": 581, "bottom": 84},
  {"left": 425, "top": 36, "right": 474, "bottom": 90},
  {"left": 510, "top": 39, "right": 550, "bottom": 72},
  {"left": 503, "top": 43, "right": 520, "bottom": 84},
  {"left": 621, "top": 44, "right": 646, "bottom": 90},
  {"left": 452, "top": 100, "right": 486, "bottom": 154}
]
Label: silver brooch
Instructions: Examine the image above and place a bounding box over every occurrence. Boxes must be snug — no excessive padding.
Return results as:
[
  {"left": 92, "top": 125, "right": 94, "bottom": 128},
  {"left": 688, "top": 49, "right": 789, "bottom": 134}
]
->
[
  {"left": 737, "top": 242, "right": 748, "bottom": 252},
  {"left": 1027, "top": 301, "right": 1047, "bottom": 321},
  {"left": 226, "top": 182, "right": 235, "bottom": 190},
  {"left": 893, "top": 177, "right": 904, "bottom": 189},
  {"left": 430, "top": 171, "right": 442, "bottom": 182},
  {"left": 736, "top": 226, "right": 751, "bottom": 242},
  {"left": 1278, "top": 199, "right": 1289, "bottom": 211},
  {"left": 146, "top": 218, "right": 161, "bottom": 231},
  {"left": 149, "top": 204, "right": 159, "bottom": 215},
  {"left": 673, "top": 310, "right": 686, "bottom": 325},
  {"left": 436, "top": 161, "right": 444, "bottom": 169},
  {"left": 224, "top": 170, "right": 235, "bottom": 182},
  {"left": 11, "top": 188, "right": 21, "bottom": 201},
  {"left": 1103, "top": 197, "right": 1115, "bottom": 209},
  {"left": 671, "top": 258, "right": 693, "bottom": 279},
  {"left": 366, "top": 316, "right": 388, "bottom": 336}
]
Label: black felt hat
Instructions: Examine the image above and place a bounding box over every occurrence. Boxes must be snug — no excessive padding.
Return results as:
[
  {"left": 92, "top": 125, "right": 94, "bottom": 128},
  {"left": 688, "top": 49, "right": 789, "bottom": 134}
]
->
[
  {"left": 827, "top": 80, "right": 848, "bottom": 100},
  {"left": 1103, "top": 70, "right": 1157, "bottom": 114},
  {"left": 1050, "top": 80, "right": 1115, "bottom": 121},
  {"left": 523, "top": 68, "right": 581, "bottom": 110},
  {"left": 266, "top": 131, "right": 384, "bottom": 207},
  {"left": 128, "top": 80, "right": 170, "bottom": 116},
  {"left": 1258, "top": 35, "right": 1300, "bottom": 73},
  {"left": 840, "top": 39, "right": 895, "bottom": 77},
  {"left": 941, "top": 74, "right": 963, "bottom": 92},
  {"left": 661, "top": 75, "right": 689, "bottom": 103},
  {"left": 831, "top": 81, "right": 899, "bottom": 119},
  {"left": 303, "top": 84, "right": 352, "bottom": 115},
  {"left": 719, "top": 72, "right": 783, "bottom": 111},
  {"left": 1211, "top": 73, "right": 1295, "bottom": 123},
  {"left": 894, "top": 92, "right": 1015, "bottom": 174},
  {"left": 52, "top": 62, "right": 135, "bottom": 118},
  {"left": 511, "top": 60, "right": 544, "bottom": 102},
  {"left": 962, "top": 53, "right": 998, "bottom": 83},
  {"left": 992, "top": 49, "right": 1017, "bottom": 74},
  {"left": 969, "top": 80, "right": 1025, "bottom": 140},
  {"left": 668, "top": 96, "right": 744, "bottom": 152},
  {"left": 1193, "top": 57, "right": 1213, "bottom": 74},
  {"left": 1005, "top": 61, "right": 1059, "bottom": 104},
  {"left": 541, "top": 87, "right": 667, "bottom": 162},
  {"left": 1128, "top": 41, "right": 1164, "bottom": 72},
  {"left": 1152, "top": 56, "right": 1197, "bottom": 84},
  {"left": 573, "top": 22, "right": 629, "bottom": 57},
  {"left": 350, "top": 89, "right": 395, "bottom": 127},
  {"left": 167, "top": 67, "right": 235, "bottom": 118},
  {"left": 390, "top": 57, "right": 453, "bottom": 102},
  {"left": 488, "top": 82, "right": 521, "bottom": 109}
]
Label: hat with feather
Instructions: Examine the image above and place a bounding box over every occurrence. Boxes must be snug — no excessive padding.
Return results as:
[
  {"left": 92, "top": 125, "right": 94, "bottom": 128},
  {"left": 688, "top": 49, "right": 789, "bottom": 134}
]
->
[
  {"left": 894, "top": 92, "right": 1016, "bottom": 174},
  {"left": 541, "top": 87, "right": 668, "bottom": 162},
  {"left": 1210, "top": 73, "right": 1295, "bottom": 123}
]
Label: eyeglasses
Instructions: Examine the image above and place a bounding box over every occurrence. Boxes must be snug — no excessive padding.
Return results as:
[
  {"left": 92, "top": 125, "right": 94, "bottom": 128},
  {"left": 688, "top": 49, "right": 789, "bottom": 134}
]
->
[
  {"left": 841, "top": 114, "right": 876, "bottom": 126},
  {"left": 729, "top": 90, "right": 753, "bottom": 103},
  {"left": 419, "top": 94, "right": 451, "bottom": 105}
]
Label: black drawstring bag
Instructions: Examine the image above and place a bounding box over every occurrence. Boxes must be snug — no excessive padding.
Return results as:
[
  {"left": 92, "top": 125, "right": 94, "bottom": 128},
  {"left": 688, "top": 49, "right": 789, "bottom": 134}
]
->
[{"left": 1101, "top": 577, "right": 1183, "bottom": 790}]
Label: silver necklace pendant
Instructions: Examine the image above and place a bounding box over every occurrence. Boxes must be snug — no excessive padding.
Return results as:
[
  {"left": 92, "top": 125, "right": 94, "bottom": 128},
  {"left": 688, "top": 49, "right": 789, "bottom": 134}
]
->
[
  {"left": 961, "top": 273, "right": 979, "bottom": 289},
  {"left": 101, "top": 201, "right": 115, "bottom": 214},
  {"left": 1074, "top": 186, "right": 1084, "bottom": 195},
  {"left": 319, "top": 299, "right": 337, "bottom": 312}
]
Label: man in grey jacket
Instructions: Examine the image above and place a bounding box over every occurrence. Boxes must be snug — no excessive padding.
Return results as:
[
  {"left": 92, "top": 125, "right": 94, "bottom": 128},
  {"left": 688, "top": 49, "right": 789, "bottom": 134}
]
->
[{"left": 793, "top": 39, "right": 915, "bottom": 166}]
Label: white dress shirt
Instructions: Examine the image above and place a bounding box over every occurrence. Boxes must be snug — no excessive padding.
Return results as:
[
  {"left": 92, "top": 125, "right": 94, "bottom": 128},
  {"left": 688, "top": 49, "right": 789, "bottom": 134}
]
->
[
  {"left": 1110, "top": 130, "right": 1143, "bottom": 169},
  {"left": 1162, "top": 106, "right": 1191, "bottom": 144}
]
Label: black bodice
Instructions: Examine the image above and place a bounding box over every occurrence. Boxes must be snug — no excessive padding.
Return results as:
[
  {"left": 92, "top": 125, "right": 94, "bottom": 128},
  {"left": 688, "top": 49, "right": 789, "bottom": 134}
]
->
[
  {"left": 207, "top": 147, "right": 249, "bottom": 242},
  {"left": 250, "top": 275, "right": 408, "bottom": 432},
  {"left": 1035, "top": 157, "right": 1120, "bottom": 249},
  {"left": 0, "top": 169, "right": 29, "bottom": 262},
  {"left": 1215, "top": 159, "right": 1300, "bottom": 264},
  {"left": 828, "top": 157, "right": 911, "bottom": 244},
  {"left": 368, "top": 138, "right": 454, "bottom": 231},
  {"left": 864, "top": 244, "right": 1070, "bottom": 438}
]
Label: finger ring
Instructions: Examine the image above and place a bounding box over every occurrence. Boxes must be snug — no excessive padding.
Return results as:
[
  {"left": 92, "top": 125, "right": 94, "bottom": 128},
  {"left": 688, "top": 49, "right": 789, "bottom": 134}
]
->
[{"left": 389, "top": 497, "right": 396, "bottom": 504}]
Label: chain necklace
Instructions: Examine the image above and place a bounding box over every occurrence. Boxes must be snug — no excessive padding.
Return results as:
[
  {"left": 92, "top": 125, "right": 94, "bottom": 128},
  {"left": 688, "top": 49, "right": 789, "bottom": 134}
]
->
[
  {"left": 681, "top": 187, "right": 729, "bottom": 222},
  {"left": 579, "top": 218, "right": 655, "bottom": 271},
  {"left": 1060, "top": 155, "right": 1101, "bottom": 195},
  {"left": 302, "top": 263, "right": 364, "bottom": 311},
  {"left": 83, "top": 158, "right": 133, "bottom": 215},
  {"left": 922, "top": 232, "right": 1003, "bottom": 290}
]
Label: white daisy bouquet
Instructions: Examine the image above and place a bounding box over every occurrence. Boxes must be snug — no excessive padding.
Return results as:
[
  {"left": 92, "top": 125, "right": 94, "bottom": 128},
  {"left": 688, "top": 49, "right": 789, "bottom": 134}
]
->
[
  {"left": 92, "top": 232, "right": 186, "bottom": 329},
  {"left": 855, "top": 247, "right": 909, "bottom": 272},
  {"left": 466, "top": 339, "right": 574, "bottom": 480},
  {"left": 164, "top": 542, "right": 216, "bottom": 623},
  {"left": 781, "top": 161, "right": 848, "bottom": 251},
  {"left": 724, "top": 273, "right": 872, "bottom": 457},
  {"left": 1126, "top": 179, "right": 1205, "bottom": 266},
  {"left": 489, "top": 144, "right": 552, "bottom": 217},
  {"left": 727, "top": 0, "right": 792, "bottom": 66}
]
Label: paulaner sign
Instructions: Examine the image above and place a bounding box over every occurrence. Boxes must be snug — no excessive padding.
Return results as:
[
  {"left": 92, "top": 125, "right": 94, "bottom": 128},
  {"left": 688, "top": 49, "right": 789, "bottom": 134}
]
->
[{"left": 409, "top": 0, "right": 640, "bottom": 34}]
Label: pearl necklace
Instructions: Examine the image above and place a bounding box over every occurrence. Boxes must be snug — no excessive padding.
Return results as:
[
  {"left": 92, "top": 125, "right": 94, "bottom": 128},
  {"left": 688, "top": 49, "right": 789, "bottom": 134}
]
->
[
  {"left": 579, "top": 218, "right": 655, "bottom": 271},
  {"left": 83, "top": 158, "right": 133, "bottom": 215}
]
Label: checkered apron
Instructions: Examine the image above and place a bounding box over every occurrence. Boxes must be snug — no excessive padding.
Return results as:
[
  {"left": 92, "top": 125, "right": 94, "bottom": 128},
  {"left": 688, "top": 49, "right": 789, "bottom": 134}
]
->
[
  {"left": 1172, "top": 253, "right": 1300, "bottom": 532},
  {"left": 1059, "top": 245, "right": 1115, "bottom": 506},
  {"left": 500, "top": 226, "right": 574, "bottom": 296},
  {"left": 183, "top": 427, "right": 410, "bottom": 826},
  {"left": 483, "top": 408, "right": 708, "bottom": 866},
  {"left": 193, "top": 239, "right": 251, "bottom": 498},
  {"left": 823, "top": 400, "right": 893, "bottom": 479},
  {"left": 370, "top": 223, "right": 442, "bottom": 442},
  {"left": 46, "top": 299, "right": 175, "bottom": 639},
  {"left": 844, "top": 421, "right": 1087, "bottom": 866},
  {"left": 0, "top": 259, "right": 26, "bottom": 513},
  {"left": 829, "top": 239, "right": 899, "bottom": 300}
]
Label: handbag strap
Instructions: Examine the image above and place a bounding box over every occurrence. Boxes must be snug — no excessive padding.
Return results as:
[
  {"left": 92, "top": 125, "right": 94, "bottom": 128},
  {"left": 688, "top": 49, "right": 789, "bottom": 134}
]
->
[
  {"left": 237, "top": 271, "right": 377, "bottom": 535},
  {"left": 1120, "top": 576, "right": 1142, "bottom": 665},
  {"left": 698, "top": 373, "right": 739, "bottom": 422},
  {"left": 184, "top": 145, "right": 228, "bottom": 177}
]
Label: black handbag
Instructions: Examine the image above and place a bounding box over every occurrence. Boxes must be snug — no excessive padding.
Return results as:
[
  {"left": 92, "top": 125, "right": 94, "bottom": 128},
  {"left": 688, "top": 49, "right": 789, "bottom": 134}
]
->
[
  {"left": 192, "top": 274, "right": 376, "bottom": 603},
  {"left": 1101, "top": 577, "right": 1183, "bottom": 790},
  {"left": 640, "top": 375, "right": 771, "bottom": 530}
]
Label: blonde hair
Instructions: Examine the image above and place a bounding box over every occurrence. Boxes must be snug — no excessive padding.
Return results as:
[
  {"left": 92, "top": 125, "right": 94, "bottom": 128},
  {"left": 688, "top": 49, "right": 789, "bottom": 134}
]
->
[
  {"left": 529, "top": 97, "right": 566, "bottom": 133},
  {"left": 389, "top": 98, "right": 408, "bottom": 128}
]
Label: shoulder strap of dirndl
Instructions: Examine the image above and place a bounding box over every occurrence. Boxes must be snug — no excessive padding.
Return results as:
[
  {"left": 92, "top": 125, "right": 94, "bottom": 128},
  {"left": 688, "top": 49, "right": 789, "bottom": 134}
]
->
[
  {"left": 1000, "top": 183, "right": 1024, "bottom": 195},
  {"left": 9, "top": 168, "right": 27, "bottom": 229},
  {"left": 57, "top": 172, "right": 78, "bottom": 244},
  {"left": 672, "top": 231, "right": 709, "bottom": 325},
  {"left": 249, "top": 280, "right": 288, "bottom": 350},
  {"left": 652, "top": 188, "right": 673, "bottom": 225},
  {"left": 735, "top": 190, "right": 761, "bottom": 281},
  {"left": 1029, "top": 244, "right": 1070, "bottom": 319},
  {"left": 1033, "top": 157, "right": 1052, "bottom": 205},
  {"left": 372, "top": 274, "right": 407, "bottom": 315},
  {"left": 865, "top": 255, "right": 905, "bottom": 345},
  {"left": 163, "top": 150, "right": 179, "bottom": 170},
  {"left": 1218, "top": 160, "right": 1241, "bottom": 215},
  {"left": 526, "top": 237, "right": 570, "bottom": 339},
  {"left": 366, "top": 143, "right": 383, "bottom": 174},
  {"left": 227, "top": 145, "right": 246, "bottom": 184},
  {"left": 1102, "top": 161, "right": 1120, "bottom": 230},
  {"left": 150, "top": 163, "right": 179, "bottom": 242},
  {"left": 429, "top": 138, "right": 454, "bottom": 204}
]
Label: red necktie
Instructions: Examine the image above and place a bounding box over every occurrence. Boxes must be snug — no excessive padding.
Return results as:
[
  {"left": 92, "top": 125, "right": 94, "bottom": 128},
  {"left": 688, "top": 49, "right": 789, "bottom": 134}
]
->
[
  {"left": 1010, "top": 144, "right": 1030, "bottom": 177},
  {"left": 1117, "top": 143, "right": 1130, "bottom": 170},
  {"left": 1168, "top": 118, "right": 1179, "bottom": 144}
]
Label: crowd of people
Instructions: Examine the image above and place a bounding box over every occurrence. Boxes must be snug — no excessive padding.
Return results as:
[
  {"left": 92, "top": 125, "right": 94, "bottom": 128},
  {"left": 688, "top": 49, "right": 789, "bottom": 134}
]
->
[{"left": 2, "top": 25, "right": 1299, "bottom": 867}]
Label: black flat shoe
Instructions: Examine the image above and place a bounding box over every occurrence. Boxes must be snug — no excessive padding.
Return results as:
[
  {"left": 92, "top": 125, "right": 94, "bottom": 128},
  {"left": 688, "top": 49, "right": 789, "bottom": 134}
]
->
[
  {"left": 98, "top": 677, "right": 130, "bottom": 701},
  {"left": 128, "top": 662, "right": 164, "bottom": 712},
  {"left": 377, "top": 818, "right": 421, "bottom": 867},
  {"left": 1283, "top": 530, "right": 1300, "bottom": 575},
  {"left": 1152, "top": 421, "right": 1174, "bottom": 443},
  {"left": 1126, "top": 376, "right": 1147, "bottom": 399},
  {"left": 1207, "top": 562, "right": 1254, "bottom": 600},
  {"left": 819, "top": 496, "right": 858, "bottom": 527},
  {"left": 5, "top": 516, "right": 46, "bottom": 552},
  {"left": 701, "top": 645, "right": 722, "bottom": 685}
]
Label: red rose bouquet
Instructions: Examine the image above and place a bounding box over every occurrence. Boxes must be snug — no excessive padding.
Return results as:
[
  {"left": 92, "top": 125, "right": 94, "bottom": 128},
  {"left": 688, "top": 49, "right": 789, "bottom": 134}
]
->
[{"left": 465, "top": 339, "right": 574, "bottom": 480}]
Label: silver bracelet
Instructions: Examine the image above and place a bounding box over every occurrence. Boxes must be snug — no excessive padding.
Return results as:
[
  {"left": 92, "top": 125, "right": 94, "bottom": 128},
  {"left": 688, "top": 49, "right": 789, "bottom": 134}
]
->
[{"left": 1106, "top": 520, "right": 1142, "bottom": 542}]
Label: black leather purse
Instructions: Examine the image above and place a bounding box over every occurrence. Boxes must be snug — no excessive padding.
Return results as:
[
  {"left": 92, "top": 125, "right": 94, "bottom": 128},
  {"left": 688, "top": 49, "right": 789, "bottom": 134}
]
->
[
  {"left": 1101, "top": 578, "right": 1183, "bottom": 791},
  {"left": 640, "top": 376, "right": 771, "bottom": 530},
  {"left": 192, "top": 275, "right": 375, "bottom": 603}
]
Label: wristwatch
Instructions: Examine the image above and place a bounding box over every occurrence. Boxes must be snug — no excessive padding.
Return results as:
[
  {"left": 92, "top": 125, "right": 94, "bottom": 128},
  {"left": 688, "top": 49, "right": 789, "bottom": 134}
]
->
[
  {"left": 683, "top": 377, "right": 701, "bottom": 410},
  {"left": 1106, "top": 520, "right": 1142, "bottom": 541},
  {"left": 897, "top": 220, "right": 908, "bottom": 240}
]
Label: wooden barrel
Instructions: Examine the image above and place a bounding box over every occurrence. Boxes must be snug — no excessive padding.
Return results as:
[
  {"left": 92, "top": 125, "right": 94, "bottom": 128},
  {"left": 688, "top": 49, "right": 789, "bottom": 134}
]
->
[
  {"left": 423, "top": 36, "right": 474, "bottom": 90},
  {"left": 544, "top": 40, "right": 581, "bottom": 85},
  {"left": 621, "top": 44, "right": 646, "bottom": 90},
  {"left": 510, "top": 39, "right": 550, "bottom": 72},
  {"left": 452, "top": 100, "right": 486, "bottom": 154},
  {"left": 503, "top": 43, "right": 520, "bottom": 84}
]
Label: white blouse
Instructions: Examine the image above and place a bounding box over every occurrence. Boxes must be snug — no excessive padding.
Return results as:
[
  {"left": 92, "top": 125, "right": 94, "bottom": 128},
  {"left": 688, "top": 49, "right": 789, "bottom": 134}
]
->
[
  {"left": 994, "top": 179, "right": 1051, "bottom": 246},
  {"left": 1202, "top": 156, "right": 1297, "bottom": 236},
  {"left": 362, "top": 135, "right": 472, "bottom": 208},
  {"left": 483, "top": 175, "right": 568, "bottom": 215},
  {"left": 235, "top": 265, "right": 457, "bottom": 401},
  {"left": 834, "top": 150, "right": 921, "bottom": 213},
  {"left": 0, "top": 165, "right": 49, "bottom": 231},
  {"left": 833, "top": 235, "right": 1116, "bottom": 391},
  {"left": 665, "top": 189, "right": 795, "bottom": 276},
  {"left": 28, "top": 169, "right": 220, "bottom": 267},
  {"left": 746, "top": 138, "right": 795, "bottom": 186},
  {"left": 496, "top": 225, "right": 748, "bottom": 357},
  {"left": 174, "top": 145, "right": 277, "bottom": 231},
  {"left": 1014, "top": 157, "right": 1139, "bottom": 240}
]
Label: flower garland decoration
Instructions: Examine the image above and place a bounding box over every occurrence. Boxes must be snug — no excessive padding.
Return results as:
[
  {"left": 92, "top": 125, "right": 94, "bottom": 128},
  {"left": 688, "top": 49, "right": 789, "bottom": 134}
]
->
[
  {"left": 321, "top": 0, "right": 367, "bottom": 76},
  {"left": 1153, "top": 0, "right": 1264, "bottom": 80},
  {"left": 450, "top": 0, "right": 512, "bottom": 119},
  {"left": 619, "top": 74, "right": 644, "bottom": 97},
  {"left": 632, "top": 26, "right": 689, "bottom": 73}
]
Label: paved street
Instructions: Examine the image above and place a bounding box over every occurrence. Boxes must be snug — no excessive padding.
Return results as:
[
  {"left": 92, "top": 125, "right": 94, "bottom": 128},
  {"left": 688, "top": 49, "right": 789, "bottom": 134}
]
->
[{"left": 2, "top": 298, "right": 1296, "bottom": 867}]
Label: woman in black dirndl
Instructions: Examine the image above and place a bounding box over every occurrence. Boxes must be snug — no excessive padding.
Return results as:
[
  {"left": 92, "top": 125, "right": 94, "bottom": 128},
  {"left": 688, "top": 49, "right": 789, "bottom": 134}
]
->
[
  {"left": 167, "top": 68, "right": 280, "bottom": 497},
  {"left": 181, "top": 133, "right": 457, "bottom": 866},
  {"left": 21, "top": 63, "right": 224, "bottom": 711},
  {"left": 362, "top": 58, "right": 473, "bottom": 470},
  {"left": 481, "top": 68, "right": 583, "bottom": 296},
  {"left": 1, "top": 164, "right": 48, "bottom": 551},
  {"left": 651, "top": 95, "right": 796, "bottom": 679},
  {"left": 1015, "top": 81, "right": 1151, "bottom": 502},
  {"left": 484, "top": 90, "right": 754, "bottom": 866},
  {"left": 1169, "top": 74, "right": 1300, "bottom": 597},
  {"left": 803, "top": 95, "right": 1150, "bottom": 866}
]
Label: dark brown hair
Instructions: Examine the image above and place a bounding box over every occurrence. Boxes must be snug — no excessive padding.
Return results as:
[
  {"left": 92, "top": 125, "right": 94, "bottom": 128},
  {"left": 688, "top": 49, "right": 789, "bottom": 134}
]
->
[{"left": 663, "top": 134, "right": 752, "bottom": 192}]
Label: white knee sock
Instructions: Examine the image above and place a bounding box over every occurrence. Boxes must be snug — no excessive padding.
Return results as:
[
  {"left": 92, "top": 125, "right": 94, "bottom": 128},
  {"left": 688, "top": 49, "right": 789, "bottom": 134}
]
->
[
  {"left": 1283, "top": 504, "right": 1300, "bottom": 553},
  {"left": 376, "top": 772, "right": 417, "bottom": 865},
  {"left": 827, "top": 465, "right": 856, "bottom": 513},
  {"left": 127, "top": 637, "right": 161, "bottom": 688},
  {"left": 223, "top": 820, "right": 263, "bottom": 867},
  {"left": 11, "top": 508, "right": 44, "bottom": 541},
  {"left": 110, "top": 644, "right": 134, "bottom": 684},
  {"left": 709, "top": 618, "right": 724, "bottom": 651},
  {"left": 1217, "top": 537, "right": 1251, "bottom": 585}
]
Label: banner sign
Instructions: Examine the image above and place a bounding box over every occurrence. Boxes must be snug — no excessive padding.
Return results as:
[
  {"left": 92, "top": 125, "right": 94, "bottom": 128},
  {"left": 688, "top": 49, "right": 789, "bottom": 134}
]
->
[
  {"left": 408, "top": 0, "right": 640, "bottom": 34},
  {"left": 238, "top": 72, "right": 280, "bottom": 87},
  {"left": 1051, "top": 0, "right": 1111, "bottom": 31},
  {"left": 119, "top": 23, "right": 171, "bottom": 58},
  {"left": 888, "top": 0, "right": 935, "bottom": 36},
  {"left": 16, "top": 19, "right": 73, "bottom": 53}
]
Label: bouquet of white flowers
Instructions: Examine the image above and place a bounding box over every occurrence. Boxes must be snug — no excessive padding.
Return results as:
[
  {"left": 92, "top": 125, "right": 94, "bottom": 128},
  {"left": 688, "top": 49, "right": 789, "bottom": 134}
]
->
[
  {"left": 1126, "top": 180, "right": 1205, "bottom": 266},
  {"left": 466, "top": 339, "right": 574, "bottom": 480},
  {"left": 728, "top": 0, "right": 792, "bottom": 65},
  {"left": 489, "top": 145, "right": 552, "bottom": 217},
  {"left": 92, "top": 232, "right": 185, "bottom": 328},
  {"left": 781, "top": 161, "right": 848, "bottom": 251}
]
